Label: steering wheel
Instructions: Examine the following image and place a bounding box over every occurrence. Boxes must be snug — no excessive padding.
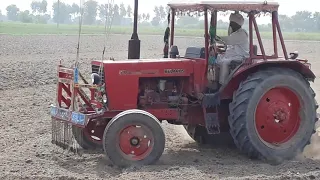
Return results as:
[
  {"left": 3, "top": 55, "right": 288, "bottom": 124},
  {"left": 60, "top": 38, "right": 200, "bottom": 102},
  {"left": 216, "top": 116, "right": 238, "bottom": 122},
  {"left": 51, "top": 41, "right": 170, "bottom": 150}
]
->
[
  {"left": 212, "top": 36, "right": 227, "bottom": 54},
  {"left": 215, "top": 36, "right": 225, "bottom": 44}
]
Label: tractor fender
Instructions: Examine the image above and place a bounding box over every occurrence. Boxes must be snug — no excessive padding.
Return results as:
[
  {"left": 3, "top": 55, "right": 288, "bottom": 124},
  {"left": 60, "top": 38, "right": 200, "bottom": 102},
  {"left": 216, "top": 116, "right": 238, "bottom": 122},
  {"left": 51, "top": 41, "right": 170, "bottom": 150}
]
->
[
  {"left": 220, "top": 60, "right": 316, "bottom": 99},
  {"left": 105, "top": 109, "right": 161, "bottom": 129}
]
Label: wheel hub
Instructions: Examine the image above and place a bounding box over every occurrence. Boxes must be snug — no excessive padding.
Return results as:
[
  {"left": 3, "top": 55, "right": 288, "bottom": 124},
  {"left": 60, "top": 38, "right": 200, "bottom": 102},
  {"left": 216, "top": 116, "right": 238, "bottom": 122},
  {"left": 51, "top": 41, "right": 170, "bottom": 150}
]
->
[
  {"left": 273, "top": 109, "right": 287, "bottom": 123},
  {"left": 118, "top": 125, "right": 154, "bottom": 161},
  {"left": 255, "top": 87, "right": 301, "bottom": 146},
  {"left": 130, "top": 137, "right": 140, "bottom": 146}
]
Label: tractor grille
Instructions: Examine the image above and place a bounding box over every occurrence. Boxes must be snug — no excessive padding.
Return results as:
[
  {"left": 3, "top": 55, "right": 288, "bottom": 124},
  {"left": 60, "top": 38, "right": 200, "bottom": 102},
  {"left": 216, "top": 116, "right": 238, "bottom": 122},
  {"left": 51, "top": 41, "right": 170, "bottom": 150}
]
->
[{"left": 92, "top": 64, "right": 105, "bottom": 82}]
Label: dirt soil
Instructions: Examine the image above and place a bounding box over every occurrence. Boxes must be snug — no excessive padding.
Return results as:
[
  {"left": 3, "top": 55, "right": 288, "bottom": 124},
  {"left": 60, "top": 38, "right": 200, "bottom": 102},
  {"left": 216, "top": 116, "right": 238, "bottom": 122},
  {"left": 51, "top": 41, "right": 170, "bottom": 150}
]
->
[{"left": 1, "top": 34, "right": 320, "bottom": 180}]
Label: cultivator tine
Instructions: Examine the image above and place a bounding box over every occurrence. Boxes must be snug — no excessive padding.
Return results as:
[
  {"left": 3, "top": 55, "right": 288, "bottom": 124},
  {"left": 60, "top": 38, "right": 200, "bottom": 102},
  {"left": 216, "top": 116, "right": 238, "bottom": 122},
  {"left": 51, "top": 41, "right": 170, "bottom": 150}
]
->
[
  {"left": 51, "top": 118, "right": 83, "bottom": 155},
  {"left": 51, "top": 118, "right": 57, "bottom": 144},
  {"left": 51, "top": 119, "right": 61, "bottom": 147},
  {"left": 59, "top": 121, "right": 63, "bottom": 146},
  {"left": 64, "top": 122, "right": 68, "bottom": 146},
  {"left": 72, "top": 125, "right": 83, "bottom": 156}
]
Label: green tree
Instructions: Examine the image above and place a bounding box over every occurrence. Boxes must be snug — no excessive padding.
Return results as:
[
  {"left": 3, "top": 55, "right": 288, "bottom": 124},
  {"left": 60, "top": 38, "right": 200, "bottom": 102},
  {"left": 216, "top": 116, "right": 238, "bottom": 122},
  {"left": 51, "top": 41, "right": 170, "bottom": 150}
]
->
[
  {"left": 113, "top": 4, "right": 121, "bottom": 25},
  {"left": 40, "top": 0, "right": 48, "bottom": 14},
  {"left": 278, "top": 14, "right": 293, "bottom": 31},
  {"left": 83, "top": 0, "right": 98, "bottom": 25},
  {"left": 99, "top": 4, "right": 108, "bottom": 20},
  {"left": 291, "top": 11, "right": 313, "bottom": 32},
  {"left": 120, "top": 3, "right": 126, "bottom": 18},
  {"left": 142, "top": 13, "right": 146, "bottom": 21},
  {"left": 127, "top": 5, "right": 132, "bottom": 17},
  {"left": 154, "top": 6, "right": 160, "bottom": 18},
  {"left": 70, "top": 3, "right": 80, "bottom": 20},
  {"left": 146, "top": 13, "right": 150, "bottom": 21},
  {"left": 314, "top": 12, "right": 320, "bottom": 31},
  {"left": 159, "top": 5, "right": 166, "bottom": 20},
  {"left": 0, "top": 10, "right": 3, "bottom": 21},
  {"left": 19, "top": 10, "right": 33, "bottom": 23},
  {"left": 31, "top": 1, "right": 41, "bottom": 14},
  {"left": 151, "top": 17, "right": 161, "bottom": 26},
  {"left": 6, "top": 4, "right": 20, "bottom": 21},
  {"left": 177, "top": 16, "right": 199, "bottom": 27},
  {"left": 138, "top": 14, "right": 142, "bottom": 23},
  {"left": 30, "top": 0, "right": 48, "bottom": 23},
  {"left": 52, "top": 1, "right": 72, "bottom": 24},
  {"left": 152, "top": 6, "right": 161, "bottom": 26}
]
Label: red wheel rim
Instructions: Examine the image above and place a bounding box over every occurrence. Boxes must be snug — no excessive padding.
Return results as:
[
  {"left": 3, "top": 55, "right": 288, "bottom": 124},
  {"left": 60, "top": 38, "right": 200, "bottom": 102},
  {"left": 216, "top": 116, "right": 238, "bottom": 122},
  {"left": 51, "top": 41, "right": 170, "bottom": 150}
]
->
[
  {"left": 118, "top": 125, "right": 154, "bottom": 161},
  {"left": 83, "top": 120, "right": 105, "bottom": 144},
  {"left": 255, "top": 87, "right": 301, "bottom": 146},
  {"left": 83, "top": 127, "right": 103, "bottom": 144}
]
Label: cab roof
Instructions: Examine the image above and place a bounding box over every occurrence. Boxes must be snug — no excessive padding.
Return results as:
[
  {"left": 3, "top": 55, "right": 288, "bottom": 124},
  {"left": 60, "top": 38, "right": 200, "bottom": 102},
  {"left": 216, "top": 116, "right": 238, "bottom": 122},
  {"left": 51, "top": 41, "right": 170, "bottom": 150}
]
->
[{"left": 167, "top": 0, "right": 279, "bottom": 13}]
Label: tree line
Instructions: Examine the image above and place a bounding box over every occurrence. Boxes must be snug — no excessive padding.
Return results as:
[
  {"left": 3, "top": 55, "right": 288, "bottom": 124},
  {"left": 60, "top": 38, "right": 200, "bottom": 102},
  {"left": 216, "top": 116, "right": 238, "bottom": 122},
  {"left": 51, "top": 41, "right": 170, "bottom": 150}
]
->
[
  {"left": 1, "top": 0, "right": 320, "bottom": 32},
  {"left": 0, "top": 0, "right": 168, "bottom": 26}
]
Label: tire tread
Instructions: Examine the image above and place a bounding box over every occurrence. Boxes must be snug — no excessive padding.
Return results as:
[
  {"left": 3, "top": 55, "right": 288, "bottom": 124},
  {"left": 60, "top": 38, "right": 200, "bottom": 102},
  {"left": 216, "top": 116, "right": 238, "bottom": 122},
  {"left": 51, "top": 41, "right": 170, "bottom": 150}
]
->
[{"left": 228, "top": 67, "right": 318, "bottom": 162}]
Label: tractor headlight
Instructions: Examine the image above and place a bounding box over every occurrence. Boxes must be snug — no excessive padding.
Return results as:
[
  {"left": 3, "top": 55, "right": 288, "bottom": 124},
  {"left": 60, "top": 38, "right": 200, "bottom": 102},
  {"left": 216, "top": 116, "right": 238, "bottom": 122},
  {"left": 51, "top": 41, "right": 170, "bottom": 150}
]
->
[
  {"left": 91, "top": 74, "right": 95, "bottom": 84},
  {"left": 91, "top": 73, "right": 102, "bottom": 85}
]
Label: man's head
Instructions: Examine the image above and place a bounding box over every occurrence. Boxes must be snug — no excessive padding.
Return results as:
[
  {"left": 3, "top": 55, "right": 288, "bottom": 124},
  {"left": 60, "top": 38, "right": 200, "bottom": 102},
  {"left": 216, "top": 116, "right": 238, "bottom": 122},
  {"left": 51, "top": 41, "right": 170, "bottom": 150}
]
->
[
  {"left": 230, "top": 13, "right": 244, "bottom": 26},
  {"left": 228, "top": 13, "right": 245, "bottom": 35}
]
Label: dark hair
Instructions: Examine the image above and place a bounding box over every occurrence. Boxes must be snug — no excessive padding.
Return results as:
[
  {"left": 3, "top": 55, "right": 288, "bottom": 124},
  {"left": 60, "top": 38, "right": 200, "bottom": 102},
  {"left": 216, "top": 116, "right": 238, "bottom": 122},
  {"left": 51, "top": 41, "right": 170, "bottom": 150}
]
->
[{"left": 229, "top": 21, "right": 241, "bottom": 33}]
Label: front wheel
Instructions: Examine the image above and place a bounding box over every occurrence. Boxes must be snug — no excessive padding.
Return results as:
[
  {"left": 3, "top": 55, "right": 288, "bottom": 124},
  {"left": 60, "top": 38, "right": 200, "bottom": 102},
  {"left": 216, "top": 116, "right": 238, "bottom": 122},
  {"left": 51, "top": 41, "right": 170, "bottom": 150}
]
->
[
  {"left": 228, "top": 67, "right": 318, "bottom": 164},
  {"left": 103, "top": 109, "right": 165, "bottom": 167}
]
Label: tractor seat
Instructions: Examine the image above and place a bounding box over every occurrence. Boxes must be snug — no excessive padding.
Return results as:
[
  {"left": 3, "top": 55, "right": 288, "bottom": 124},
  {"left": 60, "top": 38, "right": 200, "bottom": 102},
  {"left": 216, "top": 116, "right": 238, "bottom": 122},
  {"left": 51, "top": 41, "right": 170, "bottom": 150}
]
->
[
  {"left": 185, "top": 47, "right": 205, "bottom": 59},
  {"left": 229, "top": 60, "right": 243, "bottom": 70},
  {"left": 229, "top": 45, "right": 258, "bottom": 70}
]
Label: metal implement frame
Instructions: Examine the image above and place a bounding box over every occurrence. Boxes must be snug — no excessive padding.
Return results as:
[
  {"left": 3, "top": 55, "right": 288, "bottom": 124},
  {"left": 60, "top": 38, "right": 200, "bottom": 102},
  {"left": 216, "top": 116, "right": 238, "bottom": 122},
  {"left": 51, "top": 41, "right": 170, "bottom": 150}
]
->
[{"left": 51, "top": 62, "right": 105, "bottom": 153}]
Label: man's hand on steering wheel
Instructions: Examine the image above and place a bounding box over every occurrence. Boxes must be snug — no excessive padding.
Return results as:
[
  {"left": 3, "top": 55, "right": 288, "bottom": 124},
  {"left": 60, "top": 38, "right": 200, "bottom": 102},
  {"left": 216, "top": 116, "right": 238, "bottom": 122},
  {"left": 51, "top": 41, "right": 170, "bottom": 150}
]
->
[
  {"left": 215, "top": 35, "right": 225, "bottom": 44},
  {"left": 212, "top": 36, "right": 227, "bottom": 54}
]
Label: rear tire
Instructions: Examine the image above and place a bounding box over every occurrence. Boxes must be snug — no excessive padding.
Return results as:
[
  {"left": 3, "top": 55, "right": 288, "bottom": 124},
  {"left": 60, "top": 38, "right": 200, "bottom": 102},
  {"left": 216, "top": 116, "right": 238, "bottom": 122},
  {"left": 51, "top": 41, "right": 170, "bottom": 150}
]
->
[
  {"left": 228, "top": 67, "right": 317, "bottom": 164},
  {"left": 103, "top": 109, "right": 165, "bottom": 167}
]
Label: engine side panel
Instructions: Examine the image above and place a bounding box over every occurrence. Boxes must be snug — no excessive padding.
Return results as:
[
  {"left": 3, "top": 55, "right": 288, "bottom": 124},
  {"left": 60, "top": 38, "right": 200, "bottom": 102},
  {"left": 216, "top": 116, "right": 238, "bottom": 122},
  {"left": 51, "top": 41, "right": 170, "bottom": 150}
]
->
[
  {"left": 137, "top": 77, "right": 185, "bottom": 109},
  {"left": 100, "top": 59, "right": 196, "bottom": 111}
]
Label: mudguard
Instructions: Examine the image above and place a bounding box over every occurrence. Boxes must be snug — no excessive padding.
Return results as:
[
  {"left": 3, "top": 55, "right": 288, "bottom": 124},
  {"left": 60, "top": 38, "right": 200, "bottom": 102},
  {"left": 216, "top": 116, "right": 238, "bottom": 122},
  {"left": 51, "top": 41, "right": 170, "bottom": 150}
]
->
[{"left": 220, "top": 60, "right": 316, "bottom": 99}]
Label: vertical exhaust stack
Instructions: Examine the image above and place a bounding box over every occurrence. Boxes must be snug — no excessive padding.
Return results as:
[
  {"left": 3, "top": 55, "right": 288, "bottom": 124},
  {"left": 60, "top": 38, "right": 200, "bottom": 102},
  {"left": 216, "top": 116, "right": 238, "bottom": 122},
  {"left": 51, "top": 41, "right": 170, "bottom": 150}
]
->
[{"left": 128, "top": 0, "right": 140, "bottom": 59}]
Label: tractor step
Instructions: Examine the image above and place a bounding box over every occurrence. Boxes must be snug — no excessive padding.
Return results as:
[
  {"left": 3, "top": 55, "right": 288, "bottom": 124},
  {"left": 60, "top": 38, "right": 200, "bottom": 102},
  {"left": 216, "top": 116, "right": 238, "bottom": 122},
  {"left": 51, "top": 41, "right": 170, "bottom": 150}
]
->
[
  {"left": 202, "top": 92, "right": 220, "bottom": 108},
  {"left": 204, "top": 113, "right": 220, "bottom": 134}
]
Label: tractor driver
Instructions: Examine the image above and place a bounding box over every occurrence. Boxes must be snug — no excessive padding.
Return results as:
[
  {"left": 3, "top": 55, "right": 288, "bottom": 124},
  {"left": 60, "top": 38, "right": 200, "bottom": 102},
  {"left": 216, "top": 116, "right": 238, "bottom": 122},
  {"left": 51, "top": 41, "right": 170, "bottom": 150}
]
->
[{"left": 215, "top": 12, "right": 249, "bottom": 85}]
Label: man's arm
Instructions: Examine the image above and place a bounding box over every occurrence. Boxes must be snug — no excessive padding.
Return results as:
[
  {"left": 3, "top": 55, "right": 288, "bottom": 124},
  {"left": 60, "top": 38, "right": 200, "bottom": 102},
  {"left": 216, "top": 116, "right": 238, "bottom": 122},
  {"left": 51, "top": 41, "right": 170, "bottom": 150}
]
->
[
  {"left": 220, "top": 36, "right": 231, "bottom": 44},
  {"left": 220, "top": 30, "right": 248, "bottom": 45}
]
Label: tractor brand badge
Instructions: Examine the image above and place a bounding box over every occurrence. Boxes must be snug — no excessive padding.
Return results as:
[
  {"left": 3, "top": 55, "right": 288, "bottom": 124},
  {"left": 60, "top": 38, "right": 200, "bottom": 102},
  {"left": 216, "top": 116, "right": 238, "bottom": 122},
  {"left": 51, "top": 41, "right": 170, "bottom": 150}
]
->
[
  {"left": 164, "top": 69, "right": 185, "bottom": 74},
  {"left": 119, "top": 70, "right": 159, "bottom": 75},
  {"left": 119, "top": 70, "right": 132, "bottom": 75}
]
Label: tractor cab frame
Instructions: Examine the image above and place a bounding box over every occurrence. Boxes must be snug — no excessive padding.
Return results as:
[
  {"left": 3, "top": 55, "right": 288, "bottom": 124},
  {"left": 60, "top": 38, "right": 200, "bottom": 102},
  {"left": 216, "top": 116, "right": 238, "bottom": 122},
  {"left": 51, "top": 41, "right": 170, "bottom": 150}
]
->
[
  {"left": 50, "top": 0, "right": 317, "bottom": 168},
  {"left": 166, "top": 0, "right": 314, "bottom": 94}
]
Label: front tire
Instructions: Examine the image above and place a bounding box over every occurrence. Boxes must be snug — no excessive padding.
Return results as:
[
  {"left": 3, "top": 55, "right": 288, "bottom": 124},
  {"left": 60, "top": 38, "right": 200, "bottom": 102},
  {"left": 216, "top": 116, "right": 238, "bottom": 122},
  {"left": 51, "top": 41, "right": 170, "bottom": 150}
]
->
[
  {"left": 103, "top": 109, "right": 165, "bottom": 167},
  {"left": 228, "top": 67, "right": 317, "bottom": 164}
]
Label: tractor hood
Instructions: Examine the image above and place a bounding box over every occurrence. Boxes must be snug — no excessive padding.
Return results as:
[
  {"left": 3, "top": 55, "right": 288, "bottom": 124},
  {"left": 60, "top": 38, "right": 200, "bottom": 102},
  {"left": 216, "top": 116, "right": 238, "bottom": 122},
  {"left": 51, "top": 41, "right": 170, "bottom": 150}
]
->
[
  {"left": 91, "top": 57, "right": 206, "bottom": 77},
  {"left": 92, "top": 58, "right": 193, "bottom": 64}
]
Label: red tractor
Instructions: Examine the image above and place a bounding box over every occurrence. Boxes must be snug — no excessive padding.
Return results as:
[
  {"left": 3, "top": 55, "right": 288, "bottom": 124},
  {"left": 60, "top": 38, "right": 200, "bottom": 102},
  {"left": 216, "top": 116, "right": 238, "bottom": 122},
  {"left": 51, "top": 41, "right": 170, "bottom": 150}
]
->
[{"left": 51, "top": 0, "right": 318, "bottom": 167}]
